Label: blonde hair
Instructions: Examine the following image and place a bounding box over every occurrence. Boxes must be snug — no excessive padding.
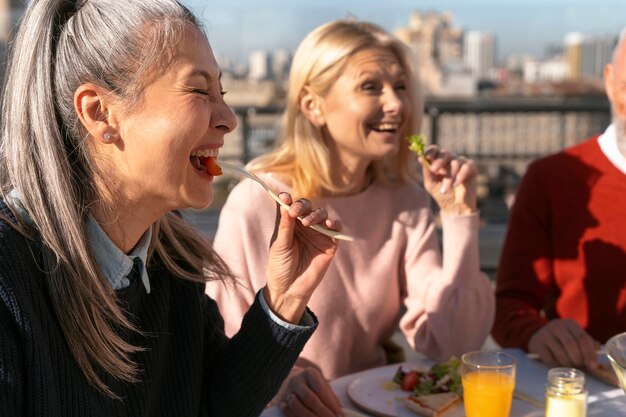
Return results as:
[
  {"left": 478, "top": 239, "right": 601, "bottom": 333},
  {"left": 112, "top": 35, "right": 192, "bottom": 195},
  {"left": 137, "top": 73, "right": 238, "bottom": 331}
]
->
[
  {"left": 0, "top": 0, "right": 230, "bottom": 397},
  {"left": 248, "top": 20, "right": 424, "bottom": 198}
]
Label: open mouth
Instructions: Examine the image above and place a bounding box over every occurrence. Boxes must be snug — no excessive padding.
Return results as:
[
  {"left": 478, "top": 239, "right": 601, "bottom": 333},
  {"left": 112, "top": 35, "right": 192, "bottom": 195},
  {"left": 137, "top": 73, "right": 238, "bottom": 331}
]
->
[
  {"left": 190, "top": 148, "right": 221, "bottom": 175},
  {"left": 370, "top": 122, "right": 400, "bottom": 133}
]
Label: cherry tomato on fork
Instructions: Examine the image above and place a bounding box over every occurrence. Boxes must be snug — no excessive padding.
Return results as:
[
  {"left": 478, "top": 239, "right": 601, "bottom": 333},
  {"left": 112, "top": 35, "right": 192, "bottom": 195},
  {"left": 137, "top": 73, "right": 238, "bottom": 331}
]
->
[{"left": 204, "top": 157, "right": 222, "bottom": 176}]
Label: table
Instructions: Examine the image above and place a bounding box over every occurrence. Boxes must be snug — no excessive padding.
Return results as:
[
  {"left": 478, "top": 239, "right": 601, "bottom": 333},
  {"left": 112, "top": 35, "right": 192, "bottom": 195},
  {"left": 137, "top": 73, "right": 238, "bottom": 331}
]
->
[{"left": 261, "top": 348, "right": 625, "bottom": 417}]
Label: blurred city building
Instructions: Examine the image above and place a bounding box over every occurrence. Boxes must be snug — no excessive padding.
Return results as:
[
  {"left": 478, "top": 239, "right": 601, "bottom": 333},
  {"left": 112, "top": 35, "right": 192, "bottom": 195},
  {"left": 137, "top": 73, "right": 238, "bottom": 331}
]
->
[
  {"left": 464, "top": 31, "right": 496, "bottom": 79},
  {"left": 242, "top": 48, "right": 292, "bottom": 82},
  {"left": 523, "top": 56, "right": 570, "bottom": 84},
  {"left": 247, "top": 49, "right": 271, "bottom": 81},
  {"left": 394, "top": 10, "right": 471, "bottom": 96},
  {"left": 271, "top": 48, "right": 292, "bottom": 81},
  {"left": 565, "top": 32, "right": 617, "bottom": 80}
]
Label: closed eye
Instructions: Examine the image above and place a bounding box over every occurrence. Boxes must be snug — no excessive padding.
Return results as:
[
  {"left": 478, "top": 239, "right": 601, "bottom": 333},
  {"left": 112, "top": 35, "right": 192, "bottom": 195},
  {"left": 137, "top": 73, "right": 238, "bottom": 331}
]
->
[
  {"left": 361, "top": 81, "right": 380, "bottom": 92},
  {"left": 191, "top": 88, "right": 228, "bottom": 99},
  {"left": 394, "top": 82, "right": 407, "bottom": 90}
]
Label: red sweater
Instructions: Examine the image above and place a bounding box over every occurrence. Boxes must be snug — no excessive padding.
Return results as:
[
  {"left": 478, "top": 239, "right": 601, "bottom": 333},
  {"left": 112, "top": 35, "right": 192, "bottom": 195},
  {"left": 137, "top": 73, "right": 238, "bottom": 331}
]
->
[{"left": 493, "top": 136, "right": 626, "bottom": 350}]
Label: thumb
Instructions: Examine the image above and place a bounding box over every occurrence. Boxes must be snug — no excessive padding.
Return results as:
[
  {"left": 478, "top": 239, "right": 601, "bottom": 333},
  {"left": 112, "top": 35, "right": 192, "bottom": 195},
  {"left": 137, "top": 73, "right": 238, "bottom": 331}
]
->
[
  {"left": 271, "top": 192, "right": 296, "bottom": 250},
  {"left": 421, "top": 162, "right": 437, "bottom": 188}
]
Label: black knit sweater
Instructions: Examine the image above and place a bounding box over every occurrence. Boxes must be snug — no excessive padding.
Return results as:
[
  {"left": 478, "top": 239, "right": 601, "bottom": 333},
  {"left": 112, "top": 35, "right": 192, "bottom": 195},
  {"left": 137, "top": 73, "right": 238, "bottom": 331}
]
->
[{"left": 0, "top": 201, "right": 316, "bottom": 417}]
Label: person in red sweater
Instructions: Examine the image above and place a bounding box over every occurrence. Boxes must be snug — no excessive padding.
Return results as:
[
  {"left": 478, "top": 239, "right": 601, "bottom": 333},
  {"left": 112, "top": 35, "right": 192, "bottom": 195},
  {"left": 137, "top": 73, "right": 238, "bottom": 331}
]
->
[{"left": 493, "top": 28, "right": 626, "bottom": 371}]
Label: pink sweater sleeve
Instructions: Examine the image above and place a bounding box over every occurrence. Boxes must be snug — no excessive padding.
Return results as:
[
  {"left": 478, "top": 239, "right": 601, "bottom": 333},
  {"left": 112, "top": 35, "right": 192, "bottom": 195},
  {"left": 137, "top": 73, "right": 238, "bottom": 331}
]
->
[
  {"left": 205, "top": 179, "right": 275, "bottom": 337},
  {"left": 399, "top": 208, "right": 495, "bottom": 360}
]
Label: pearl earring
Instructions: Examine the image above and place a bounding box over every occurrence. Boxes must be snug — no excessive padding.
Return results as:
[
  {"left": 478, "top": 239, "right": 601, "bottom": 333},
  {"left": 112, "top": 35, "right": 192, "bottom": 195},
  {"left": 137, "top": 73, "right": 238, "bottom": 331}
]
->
[{"left": 103, "top": 132, "right": 111, "bottom": 141}]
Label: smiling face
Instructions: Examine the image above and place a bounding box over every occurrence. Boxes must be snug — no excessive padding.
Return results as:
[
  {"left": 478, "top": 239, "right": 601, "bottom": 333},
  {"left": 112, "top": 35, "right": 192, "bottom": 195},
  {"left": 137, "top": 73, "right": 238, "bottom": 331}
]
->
[
  {"left": 105, "top": 26, "right": 237, "bottom": 215},
  {"left": 317, "top": 47, "right": 411, "bottom": 170}
]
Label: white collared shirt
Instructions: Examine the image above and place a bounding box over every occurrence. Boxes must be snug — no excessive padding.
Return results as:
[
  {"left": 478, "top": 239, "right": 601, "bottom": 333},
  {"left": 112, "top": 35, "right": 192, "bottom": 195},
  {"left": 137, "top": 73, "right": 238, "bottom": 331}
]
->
[
  {"left": 87, "top": 216, "right": 152, "bottom": 293},
  {"left": 598, "top": 123, "right": 626, "bottom": 175},
  {"left": 6, "top": 188, "right": 151, "bottom": 293}
]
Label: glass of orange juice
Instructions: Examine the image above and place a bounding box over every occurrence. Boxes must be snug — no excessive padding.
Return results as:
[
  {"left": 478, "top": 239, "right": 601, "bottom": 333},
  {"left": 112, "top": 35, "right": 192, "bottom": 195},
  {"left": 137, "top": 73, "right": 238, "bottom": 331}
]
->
[{"left": 461, "top": 350, "right": 516, "bottom": 417}]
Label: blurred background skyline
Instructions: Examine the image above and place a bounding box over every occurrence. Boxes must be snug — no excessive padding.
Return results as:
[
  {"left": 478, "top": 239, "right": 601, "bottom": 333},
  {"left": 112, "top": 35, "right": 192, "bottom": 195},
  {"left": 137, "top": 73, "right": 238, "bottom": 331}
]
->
[{"left": 184, "top": 0, "right": 626, "bottom": 64}]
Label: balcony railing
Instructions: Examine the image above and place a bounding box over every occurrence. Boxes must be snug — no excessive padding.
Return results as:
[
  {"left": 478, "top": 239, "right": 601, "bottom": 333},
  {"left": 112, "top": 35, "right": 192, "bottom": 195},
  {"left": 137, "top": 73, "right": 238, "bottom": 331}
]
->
[{"left": 231, "top": 95, "right": 609, "bottom": 163}]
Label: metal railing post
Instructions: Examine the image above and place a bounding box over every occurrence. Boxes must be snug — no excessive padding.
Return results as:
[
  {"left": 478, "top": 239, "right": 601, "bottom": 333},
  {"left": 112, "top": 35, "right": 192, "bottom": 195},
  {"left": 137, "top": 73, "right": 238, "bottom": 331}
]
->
[
  {"left": 429, "top": 106, "right": 439, "bottom": 147},
  {"left": 241, "top": 107, "right": 253, "bottom": 163}
]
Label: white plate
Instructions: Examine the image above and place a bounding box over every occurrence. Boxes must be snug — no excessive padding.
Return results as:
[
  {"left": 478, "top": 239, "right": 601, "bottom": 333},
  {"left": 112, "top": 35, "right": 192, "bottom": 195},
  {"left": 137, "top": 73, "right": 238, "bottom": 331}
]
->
[
  {"left": 342, "top": 407, "right": 374, "bottom": 417},
  {"left": 346, "top": 375, "right": 464, "bottom": 417}
]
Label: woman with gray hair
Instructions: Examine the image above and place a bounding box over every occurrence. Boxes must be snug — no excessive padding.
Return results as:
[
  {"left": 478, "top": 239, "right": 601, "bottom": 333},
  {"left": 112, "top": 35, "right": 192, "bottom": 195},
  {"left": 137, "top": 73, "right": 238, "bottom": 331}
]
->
[{"left": 0, "top": 1, "right": 342, "bottom": 416}]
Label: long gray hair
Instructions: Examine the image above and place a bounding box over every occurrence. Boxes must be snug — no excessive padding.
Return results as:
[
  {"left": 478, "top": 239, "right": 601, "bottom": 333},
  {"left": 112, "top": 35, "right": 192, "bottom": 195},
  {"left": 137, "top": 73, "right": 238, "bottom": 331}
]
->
[{"left": 0, "top": 0, "right": 230, "bottom": 397}]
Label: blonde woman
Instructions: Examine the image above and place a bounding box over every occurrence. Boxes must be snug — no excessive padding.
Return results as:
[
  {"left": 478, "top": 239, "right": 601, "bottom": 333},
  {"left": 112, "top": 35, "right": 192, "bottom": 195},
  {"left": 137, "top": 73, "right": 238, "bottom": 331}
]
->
[
  {"left": 207, "top": 20, "right": 495, "bottom": 416},
  {"left": 0, "top": 1, "right": 342, "bottom": 416}
]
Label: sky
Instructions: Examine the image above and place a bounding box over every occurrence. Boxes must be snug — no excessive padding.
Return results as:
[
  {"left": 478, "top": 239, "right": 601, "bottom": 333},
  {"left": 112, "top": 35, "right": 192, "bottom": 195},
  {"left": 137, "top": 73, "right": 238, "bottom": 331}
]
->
[{"left": 182, "top": 0, "right": 626, "bottom": 65}]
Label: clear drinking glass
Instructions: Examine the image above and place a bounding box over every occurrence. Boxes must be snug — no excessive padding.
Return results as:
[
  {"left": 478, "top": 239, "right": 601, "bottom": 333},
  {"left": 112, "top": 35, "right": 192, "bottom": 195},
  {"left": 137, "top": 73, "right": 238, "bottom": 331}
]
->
[
  {"left": 606, "top": 332, "right": 626, "bottom": 394},
  {"left": 461, "top": 351, "right": 516, "bottom": 417}
]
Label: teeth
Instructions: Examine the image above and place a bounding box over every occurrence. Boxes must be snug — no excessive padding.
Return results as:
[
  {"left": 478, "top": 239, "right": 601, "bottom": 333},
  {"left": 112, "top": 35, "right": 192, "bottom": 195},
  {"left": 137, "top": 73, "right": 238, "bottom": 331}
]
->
[
  {"left": 374, "top": 123, "right": 399, "bottom": 131},
  {"left": 190, "top": 148, "right": 219, "bottom": 158}
]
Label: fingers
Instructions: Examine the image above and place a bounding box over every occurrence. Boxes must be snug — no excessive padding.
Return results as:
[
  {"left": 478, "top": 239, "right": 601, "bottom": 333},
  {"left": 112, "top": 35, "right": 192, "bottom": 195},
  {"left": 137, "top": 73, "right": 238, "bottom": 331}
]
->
[
  {"left": 452, "top": 157, "right": 476, "bottom": 187},
  {"left": 532, "top": 340, "right": 560, "bottom": 368},
  {"left": 564, "top": 322, "right": 599, "bottom": 369},
  {"left": 278, "top": 195, "right": 329, "bottom": 226},
  {"left": 278, "top": 368, "right": 343, "bottom": 417},
  {"left": 580, "top": 335, "right": 600, "bottom": 369},
  {"left": 266, "top": 191, "right": 340, "bottom": 321},
  {"left": 288, "top": 197, "right": 313, "bottom": 218},
  {"left": 324, "top": 218, "right": 342, "bottom": 232},
  {"left": 275, "top": 194, "right": 341, "bottom": 233},
  {"left": 299, "top": 207, "right": 328, "bottom": 227},
  {"left": 423, "top": 145, "right": 452, "bottom": 173},
  {"left": 554, "top": 320, "right": 598, "bottom": 367},
  {"left": 274, "top": 195, "right": 324, "bottom": 240},
  {"left": 279, "top": 394, "right": 316, "bottom": 417},
  {"left": 528, "top": 319, "right": 598, "bottom": 368},
  {"left": 303, "top": 369, "right": 343, "bottom": 414},
  {"left": 550, "top": 322, "right": 584, "bottom": 366},
  {"left": 422, "top": 146, "right": 476, "bottom": 193}
]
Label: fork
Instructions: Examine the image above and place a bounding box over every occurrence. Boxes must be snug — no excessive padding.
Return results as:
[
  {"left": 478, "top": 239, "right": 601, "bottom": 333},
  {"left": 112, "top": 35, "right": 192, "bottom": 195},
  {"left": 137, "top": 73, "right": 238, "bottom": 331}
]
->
[
  {"left": 513, "top": 389, "right": 544, "bottom": 408},
  {"left": 219, "top": 161, "right": 354, "bottom": 242}
]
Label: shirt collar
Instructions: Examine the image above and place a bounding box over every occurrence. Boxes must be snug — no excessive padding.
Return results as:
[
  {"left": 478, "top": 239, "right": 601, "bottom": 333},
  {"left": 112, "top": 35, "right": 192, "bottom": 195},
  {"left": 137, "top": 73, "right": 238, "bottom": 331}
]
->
[
  {"left": 87, "top": 216, "right": 152, "bottom": 293},
  {"left": 597, "top": 123, "right": 626, "bottom": 175},
  {"left": 6, "top": 188, "right": 33, "bottom": 226},
  {"left": 6, "top": 188, "right": 151, "bottom": 293}
]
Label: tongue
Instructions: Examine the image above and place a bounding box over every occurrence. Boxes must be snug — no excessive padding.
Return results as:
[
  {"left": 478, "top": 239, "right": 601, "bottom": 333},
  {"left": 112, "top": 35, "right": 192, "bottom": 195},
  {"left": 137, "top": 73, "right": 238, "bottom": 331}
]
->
[{"left": 204, "top": 156, "right": 222, "bottom": 176}]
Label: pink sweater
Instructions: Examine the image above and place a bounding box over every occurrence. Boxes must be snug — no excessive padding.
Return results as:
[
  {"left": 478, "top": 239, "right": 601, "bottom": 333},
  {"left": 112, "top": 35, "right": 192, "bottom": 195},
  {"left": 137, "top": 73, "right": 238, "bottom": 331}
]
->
[{"left": 207, "top": 173, "right": 495, "bottom": 379}]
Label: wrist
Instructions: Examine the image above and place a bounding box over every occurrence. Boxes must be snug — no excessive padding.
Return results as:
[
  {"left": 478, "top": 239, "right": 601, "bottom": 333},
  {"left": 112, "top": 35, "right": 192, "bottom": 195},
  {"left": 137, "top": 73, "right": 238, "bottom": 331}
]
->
[
  {"left": 263, "top": 286, "right": 308, "bottom": 324},
  {"left": 440, "top": 202, "right": 476, "bottom": 215}
]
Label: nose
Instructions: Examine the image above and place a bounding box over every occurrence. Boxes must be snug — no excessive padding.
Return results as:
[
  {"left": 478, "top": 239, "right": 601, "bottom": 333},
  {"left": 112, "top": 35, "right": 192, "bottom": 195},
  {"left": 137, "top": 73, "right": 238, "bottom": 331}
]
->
[
  {"left": 382, "top": 88, "right": 403, "bottom": 115},
  {"left": 212, "top": 99, "right": 238, "bottom": 134}
]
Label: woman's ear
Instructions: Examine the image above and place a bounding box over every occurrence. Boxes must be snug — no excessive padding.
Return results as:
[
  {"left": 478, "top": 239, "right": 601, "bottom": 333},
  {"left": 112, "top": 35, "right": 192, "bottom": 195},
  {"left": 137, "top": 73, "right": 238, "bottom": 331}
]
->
[
  {"left": 74, "top": 84, "right": 118, "bottom": 144},
  {"left": 300, "top": 92, "right": 326, "bottom": 127}
]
